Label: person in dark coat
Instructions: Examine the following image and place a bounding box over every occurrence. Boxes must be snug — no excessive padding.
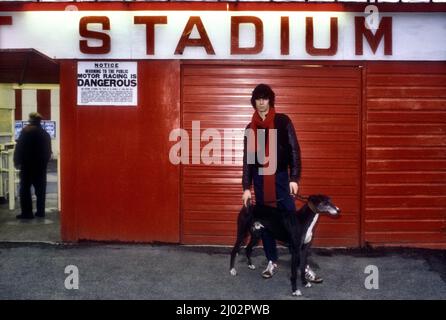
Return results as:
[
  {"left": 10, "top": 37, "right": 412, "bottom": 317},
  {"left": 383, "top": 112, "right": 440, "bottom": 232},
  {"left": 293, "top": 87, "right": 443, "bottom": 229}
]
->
[
  {"left": 242, "top": 84, "right": 322, "bottom": 283},
  {"left": 14, "top": 112, "right": 52, "bottom": 219}
]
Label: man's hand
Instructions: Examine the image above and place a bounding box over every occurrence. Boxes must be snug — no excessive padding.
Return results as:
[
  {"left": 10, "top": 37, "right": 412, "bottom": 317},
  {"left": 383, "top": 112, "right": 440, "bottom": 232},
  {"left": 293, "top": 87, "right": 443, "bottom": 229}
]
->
[
  {"left": 242, "top": 189, "right": 252, "bottom": 207},
  {"left": 289, "top": 182, "right": 298, "bottom": 196}
]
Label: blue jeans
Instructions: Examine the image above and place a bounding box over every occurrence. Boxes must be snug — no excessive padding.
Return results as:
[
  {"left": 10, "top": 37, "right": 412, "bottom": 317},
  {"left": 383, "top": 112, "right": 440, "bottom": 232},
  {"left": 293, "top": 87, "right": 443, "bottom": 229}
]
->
[{"left": 253, "top": 170, "right": 296, "bottom": 262}]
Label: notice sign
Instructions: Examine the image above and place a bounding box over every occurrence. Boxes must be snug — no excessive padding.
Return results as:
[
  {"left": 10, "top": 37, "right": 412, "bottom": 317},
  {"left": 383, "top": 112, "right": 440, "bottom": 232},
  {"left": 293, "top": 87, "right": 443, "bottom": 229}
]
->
[
  {"left": 77, "top": 61, "right": 138, "bottom": 106},
  {"left": 15, "top": 121, "right": 56, "bottom": 140}
]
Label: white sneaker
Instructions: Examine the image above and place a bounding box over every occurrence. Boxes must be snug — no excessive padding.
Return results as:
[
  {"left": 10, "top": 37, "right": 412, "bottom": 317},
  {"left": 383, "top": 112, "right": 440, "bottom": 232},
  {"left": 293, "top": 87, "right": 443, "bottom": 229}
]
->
[
  {"left": 262, "top": 261, "right": 278, "bottom": 279},
  {"left": 305, "top": 265, "right": 323, "bottom": 283}
]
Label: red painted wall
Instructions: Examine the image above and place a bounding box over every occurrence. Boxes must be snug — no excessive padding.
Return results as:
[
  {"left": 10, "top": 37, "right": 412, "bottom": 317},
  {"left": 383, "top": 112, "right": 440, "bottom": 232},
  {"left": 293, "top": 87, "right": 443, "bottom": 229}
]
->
[
  {"left": 59, "top": 59, "right": 446, "bottom": 249},
  {"left": 60, "top": 60, "right": 181, "bottom": 242},
  {"left": 37, "top": 89, "right": 51, "bottom": 120},
  {"left": 14, "top": 89, "right": 22, "bottom": 120}
]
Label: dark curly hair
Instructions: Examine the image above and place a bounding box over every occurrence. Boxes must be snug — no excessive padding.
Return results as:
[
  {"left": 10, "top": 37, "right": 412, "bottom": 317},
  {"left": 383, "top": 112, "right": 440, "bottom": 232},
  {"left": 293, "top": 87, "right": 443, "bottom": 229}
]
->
[{"left": 250, "top": 84, "right": 275, "bottom": 108}]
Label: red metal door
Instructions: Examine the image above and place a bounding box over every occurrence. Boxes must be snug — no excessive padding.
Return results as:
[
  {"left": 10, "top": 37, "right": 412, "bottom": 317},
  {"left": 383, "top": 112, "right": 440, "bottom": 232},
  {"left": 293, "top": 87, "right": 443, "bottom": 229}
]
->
[
  {"left": 181, "top": 63, "right": 362, "bottom": 247},
  {"left": 364, "top": 62, "right": 446, "bottom": 249}
]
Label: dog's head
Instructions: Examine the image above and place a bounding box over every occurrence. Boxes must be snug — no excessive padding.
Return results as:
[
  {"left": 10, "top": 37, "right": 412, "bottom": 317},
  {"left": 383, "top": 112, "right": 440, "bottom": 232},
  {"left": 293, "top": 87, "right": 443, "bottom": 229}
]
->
[{"left": 307, "top": 194, "right": 341, "bottom": 216}]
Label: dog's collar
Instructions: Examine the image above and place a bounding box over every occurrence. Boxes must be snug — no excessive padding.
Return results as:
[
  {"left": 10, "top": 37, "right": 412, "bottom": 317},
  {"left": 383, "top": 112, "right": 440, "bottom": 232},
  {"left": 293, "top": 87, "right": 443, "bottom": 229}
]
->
[{"left": 307, "top": 201, "right": 318, "bottom": 215}]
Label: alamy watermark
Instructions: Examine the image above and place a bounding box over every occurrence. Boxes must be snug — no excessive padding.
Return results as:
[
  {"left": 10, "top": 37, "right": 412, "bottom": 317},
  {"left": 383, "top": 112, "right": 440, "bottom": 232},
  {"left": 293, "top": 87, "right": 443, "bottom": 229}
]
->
[
  {"left": 64, "top": 265, "right": 79, "bottom": 290},
  {"left": 364, "top": 265, "right": 379, "bottom": 290},
  {"left": 365, "top": 4, "right": 380, "bottom": 31},
  {"left": 168, "top": 121, "right": 277, "bottom": 175}
]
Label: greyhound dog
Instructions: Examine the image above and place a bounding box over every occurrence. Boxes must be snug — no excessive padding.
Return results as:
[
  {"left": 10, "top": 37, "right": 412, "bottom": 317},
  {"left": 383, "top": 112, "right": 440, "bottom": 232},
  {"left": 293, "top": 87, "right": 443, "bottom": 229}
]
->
[{"left": 229, "top": 194, "right": 340, "bottom": 296}]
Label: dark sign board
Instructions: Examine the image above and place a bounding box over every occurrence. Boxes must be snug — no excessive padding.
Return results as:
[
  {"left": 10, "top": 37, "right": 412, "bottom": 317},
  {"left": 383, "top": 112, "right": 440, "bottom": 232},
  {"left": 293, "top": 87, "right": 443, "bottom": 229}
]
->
[{"left": 15, "top": 121, "right": 56, "bottom": 140}]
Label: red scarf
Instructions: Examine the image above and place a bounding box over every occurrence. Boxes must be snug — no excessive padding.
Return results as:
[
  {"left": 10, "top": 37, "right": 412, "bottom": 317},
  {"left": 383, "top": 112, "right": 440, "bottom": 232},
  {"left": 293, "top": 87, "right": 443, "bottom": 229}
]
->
[{"left": 249, "top": 108, "right": 277, "bottom": 207}]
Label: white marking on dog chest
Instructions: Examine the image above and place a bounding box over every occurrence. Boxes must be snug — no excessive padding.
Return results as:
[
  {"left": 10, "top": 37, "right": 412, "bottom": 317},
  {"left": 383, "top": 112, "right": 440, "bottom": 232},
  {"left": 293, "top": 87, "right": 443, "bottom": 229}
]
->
[
  {"left": 253, "top": 222, "right": 264, "bottom": 230},
  {"left": 304, "top": 214, "right": 319, "bottom": 244}
]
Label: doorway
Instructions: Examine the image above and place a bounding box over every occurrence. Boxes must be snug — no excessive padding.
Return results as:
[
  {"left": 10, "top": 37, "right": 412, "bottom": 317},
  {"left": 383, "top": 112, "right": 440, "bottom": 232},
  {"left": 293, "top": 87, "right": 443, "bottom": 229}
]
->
[
  {"left": 0, "top": 84, "right": 61, "bottom": 242},
  {"left": 180, "top": 63, "right": 362, "bottom": 247}
]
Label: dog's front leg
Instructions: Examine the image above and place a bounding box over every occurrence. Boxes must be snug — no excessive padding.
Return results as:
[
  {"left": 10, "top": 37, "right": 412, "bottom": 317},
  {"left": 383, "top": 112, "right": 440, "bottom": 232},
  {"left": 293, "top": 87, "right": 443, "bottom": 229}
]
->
[
  {"left": 229, "top": 239, "right": 243, "bottom": 276},
  {"left": 245, "top": 230, "right": 261, "bottom": 270},
  {"left": 300, "top": 243, "right": 311, "bottom": 287},
  {"left": 290, "top": 245, "right": 302, "bottom": 296},
  {"left": 284, "top": 213, "right": 302, "bottom": 296},
  {"left": 230, "top": 207, "right": 252, "bottom": 276}
]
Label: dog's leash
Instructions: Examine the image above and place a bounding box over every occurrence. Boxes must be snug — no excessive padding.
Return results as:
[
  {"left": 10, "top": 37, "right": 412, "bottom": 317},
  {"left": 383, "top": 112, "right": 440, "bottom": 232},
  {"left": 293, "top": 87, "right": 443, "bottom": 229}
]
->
[
  {"left": 246, "top": 194, "right": 308, "bottom": 206},
  {"left": 246, "top": 196, "right": 318, "bottom": 214},
  {"left": 295, "top": 194, "right": 319, "bottom": 214},
  {"left": 246, "top": 198, "right": 284, "bottom": 207},
  {"left": 294, "top": 194, "right": 308, "bottom": 202},
  {"left": 245, "top": 193, "right": 319, "bottom": 215},
  {"left": 293, "top": 194, "right": 318, "bottom": 214}
]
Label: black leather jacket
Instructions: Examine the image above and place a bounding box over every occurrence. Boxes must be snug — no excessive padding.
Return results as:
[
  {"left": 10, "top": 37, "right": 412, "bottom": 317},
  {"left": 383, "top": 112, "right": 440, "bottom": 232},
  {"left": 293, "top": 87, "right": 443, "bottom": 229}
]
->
[
  {"left": 14, "top": 123, "right": 52, "bottom": 170},
  {"left": 242, "top": 113, "right": 301, "bottom": 190}
]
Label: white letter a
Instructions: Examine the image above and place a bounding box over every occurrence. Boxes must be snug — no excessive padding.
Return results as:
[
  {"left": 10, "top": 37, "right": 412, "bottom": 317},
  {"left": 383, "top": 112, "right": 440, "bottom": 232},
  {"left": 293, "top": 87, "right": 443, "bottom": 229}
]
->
[
  {"left": 64, "top": 265, "right": 79, "bottom": 290},
  {"left": 364, "top": 265, "right": 379, "bottom": 290}
]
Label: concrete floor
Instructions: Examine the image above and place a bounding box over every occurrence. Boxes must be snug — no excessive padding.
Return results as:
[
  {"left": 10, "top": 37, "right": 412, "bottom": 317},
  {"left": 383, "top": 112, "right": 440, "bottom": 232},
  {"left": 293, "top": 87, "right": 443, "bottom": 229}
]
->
[
  {"left": 0, "top": 244, "right": 444, "bottom": 300},
  {"left": 0, "top": 161, "right": 444, "bottom": 300},
  {"left": 0, "top": 161, "right": 60, "bottom": 243}
]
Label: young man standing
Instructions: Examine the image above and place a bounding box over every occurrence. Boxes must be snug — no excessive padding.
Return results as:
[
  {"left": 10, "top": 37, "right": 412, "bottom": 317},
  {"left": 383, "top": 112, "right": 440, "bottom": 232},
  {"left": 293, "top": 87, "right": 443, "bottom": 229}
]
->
[{"left": 242, "top": 84, "right": 322, "bottom": 283}]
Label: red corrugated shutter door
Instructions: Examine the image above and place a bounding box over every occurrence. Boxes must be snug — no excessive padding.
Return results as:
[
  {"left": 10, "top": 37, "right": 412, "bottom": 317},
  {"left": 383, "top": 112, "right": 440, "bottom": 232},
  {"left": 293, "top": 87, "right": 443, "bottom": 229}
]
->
[
  {"left": 365, "top": 62, "right": 446, "bottom": 249},
  {"left": 181, "top": 64, "right": 362, "bottom": 247}
]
